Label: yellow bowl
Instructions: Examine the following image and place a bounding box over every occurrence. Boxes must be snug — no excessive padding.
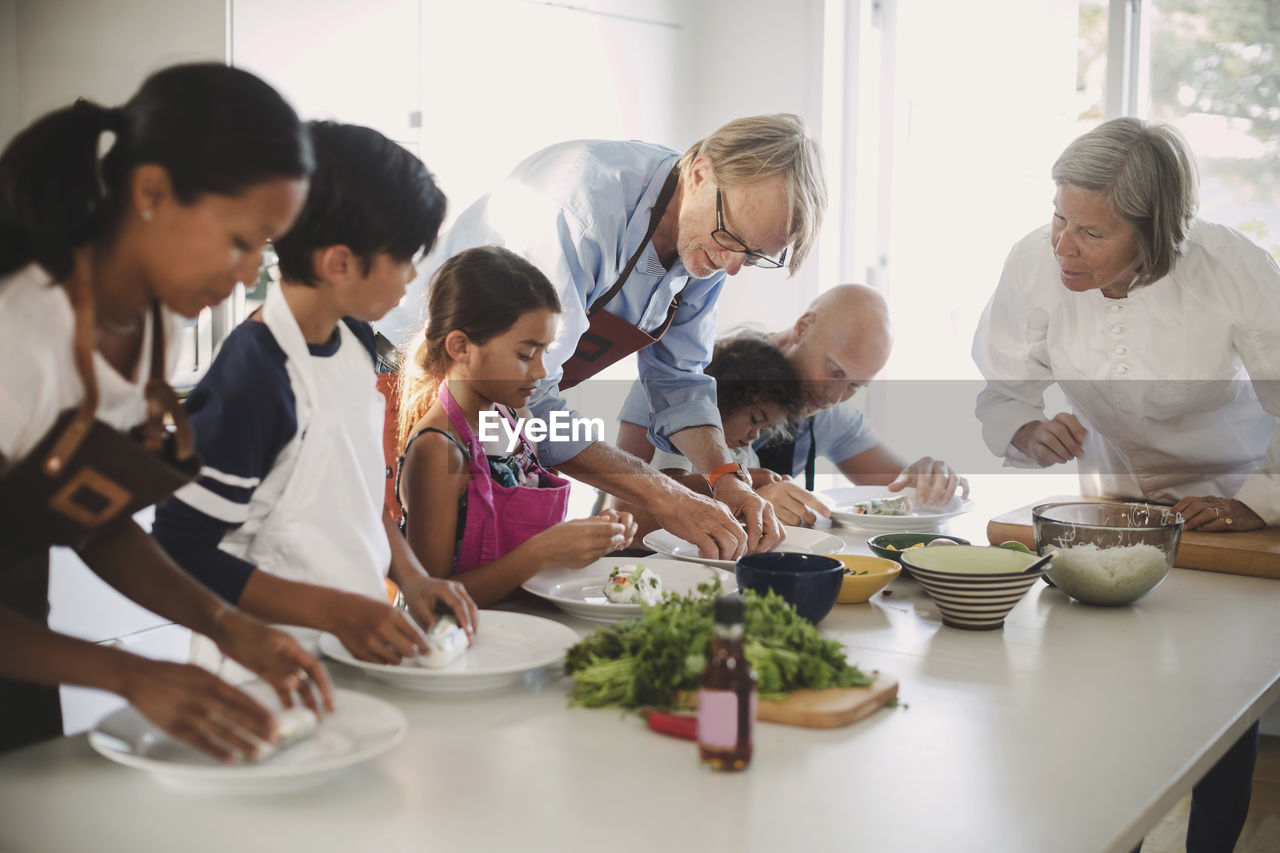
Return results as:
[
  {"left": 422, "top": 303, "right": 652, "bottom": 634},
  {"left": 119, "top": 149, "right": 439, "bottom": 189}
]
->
[{"left": 823, "top": 554, "right": 901, "bottom": 604}]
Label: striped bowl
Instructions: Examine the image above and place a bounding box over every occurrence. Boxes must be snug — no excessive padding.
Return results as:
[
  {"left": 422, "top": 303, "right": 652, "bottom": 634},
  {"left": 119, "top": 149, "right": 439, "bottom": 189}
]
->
[{"left": 900, "top": 545, "right": 1051, "bottom": 630}]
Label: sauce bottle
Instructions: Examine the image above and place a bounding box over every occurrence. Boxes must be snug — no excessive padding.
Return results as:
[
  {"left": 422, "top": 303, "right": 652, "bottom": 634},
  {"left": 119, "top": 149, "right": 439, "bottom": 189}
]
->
[{"left": 697, "top": 594, "right": 757, "bottom": 771}]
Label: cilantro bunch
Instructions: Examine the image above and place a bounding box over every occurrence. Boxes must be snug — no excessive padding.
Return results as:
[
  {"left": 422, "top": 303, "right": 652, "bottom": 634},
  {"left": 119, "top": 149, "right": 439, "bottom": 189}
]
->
[{"left": 563, "top": 580, "right": 871, "bottom": 708}]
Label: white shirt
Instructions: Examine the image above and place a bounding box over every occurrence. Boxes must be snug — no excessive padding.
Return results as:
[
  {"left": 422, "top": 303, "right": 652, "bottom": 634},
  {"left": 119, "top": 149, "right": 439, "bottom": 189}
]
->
[
  {"left": 972, "top": 220, "right": 1280, "bottom": 523},
  {"left": 0, "top": 263, "right": 183, "bottom": 469},
  {"left": 378, "top": 140, "right": 727, "bottom": 466}
]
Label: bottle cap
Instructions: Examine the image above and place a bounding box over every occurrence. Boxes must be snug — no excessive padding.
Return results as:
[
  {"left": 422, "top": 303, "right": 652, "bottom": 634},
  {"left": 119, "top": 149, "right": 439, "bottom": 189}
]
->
[{"left": 714, "top": 593, "right": 745, "bottom": 624}]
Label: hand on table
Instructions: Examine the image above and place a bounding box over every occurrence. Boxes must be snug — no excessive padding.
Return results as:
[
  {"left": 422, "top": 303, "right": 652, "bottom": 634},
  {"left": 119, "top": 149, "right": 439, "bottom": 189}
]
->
[
  {"left": 1170, "top": 495, "right": 1265, "bottom": 532},
  {"left": 212, "top": 609, "right": 333, "bottom": 717},
  {"left": 888, "top": 456, "right": 970, "bottom": 507},
  {"left": 1011, "top": 413, "right": 1087, "bottom": 467},
  {"left": 755, "top": 480, "right": 832, "bottom": 527}
]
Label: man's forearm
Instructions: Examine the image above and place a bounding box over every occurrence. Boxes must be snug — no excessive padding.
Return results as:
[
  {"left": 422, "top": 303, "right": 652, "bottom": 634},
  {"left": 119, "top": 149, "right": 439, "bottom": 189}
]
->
[
  {"left": 668, "top": 425, "right": 735, "bottom": 477},
  {"left": 557, "top": 441, "right": 690, "bottom": 507}
]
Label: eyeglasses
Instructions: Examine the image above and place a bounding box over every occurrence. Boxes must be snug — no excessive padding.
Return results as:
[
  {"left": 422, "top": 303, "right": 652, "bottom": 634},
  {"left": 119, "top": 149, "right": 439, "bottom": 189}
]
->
[{"left": 712, "top": 189, "right": 788, "bottom": 269}]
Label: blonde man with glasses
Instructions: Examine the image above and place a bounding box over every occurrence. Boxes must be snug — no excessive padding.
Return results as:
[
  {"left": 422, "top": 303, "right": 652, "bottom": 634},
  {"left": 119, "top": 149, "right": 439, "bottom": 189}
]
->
[{"left": 383, "top": 115, "right": 826, "bottom": 560}]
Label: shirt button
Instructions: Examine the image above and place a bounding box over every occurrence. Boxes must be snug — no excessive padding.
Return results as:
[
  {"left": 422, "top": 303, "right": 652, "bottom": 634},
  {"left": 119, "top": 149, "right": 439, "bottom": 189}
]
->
[
  {"left": 1115, "top": 363, "right": 1129, "bottom": 374},
  {"left": 1115, "top": 345, "right": 1127, "bottom": 356},
  {"left": 1111, "top": 324, "right": 1124, "bottom": 335},
  {"left": 1108, "top": 304, "right": 1121, "bottom": 313}
]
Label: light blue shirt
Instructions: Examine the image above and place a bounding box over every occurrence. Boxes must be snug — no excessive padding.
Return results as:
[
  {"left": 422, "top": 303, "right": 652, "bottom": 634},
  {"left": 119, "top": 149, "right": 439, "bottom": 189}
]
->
[
  {"left": 379, "top": 140, "right": 726, "bottom": 466},
  {"left": 618, "top": 378, "right": 880, "bottom": 476}
]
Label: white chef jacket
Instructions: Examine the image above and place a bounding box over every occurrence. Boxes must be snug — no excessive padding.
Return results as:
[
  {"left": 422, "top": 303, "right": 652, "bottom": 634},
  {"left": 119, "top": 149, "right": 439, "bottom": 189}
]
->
[
  {"left": 377, "top": 140, "right": 727, "bottom": 467},
  {"left": 972, "top": 220, "right": 1280, "bottom": 524}
]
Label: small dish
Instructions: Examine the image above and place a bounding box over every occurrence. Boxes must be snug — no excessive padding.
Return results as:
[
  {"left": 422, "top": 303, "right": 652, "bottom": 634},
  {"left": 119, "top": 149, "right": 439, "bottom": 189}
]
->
[
  {"left": 823, "top": 554, "right": 901, "bottom": 603},
  {"left": 822, "top": 485, "right": 975, "bottom": 532},
  {"left": 900, "top": 545, "right": 1051, "bottom": 630},
  {"left": 735, "top": 552, "right": 844, "bottom": 624},
  {"left": 867, "top": 532, "right": 972, "bottom": 576}
]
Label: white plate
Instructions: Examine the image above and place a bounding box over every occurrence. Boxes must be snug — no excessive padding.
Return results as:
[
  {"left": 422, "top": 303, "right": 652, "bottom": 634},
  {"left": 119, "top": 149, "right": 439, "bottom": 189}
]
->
[
  {"left": 822, "top": 485, "right": 976, "bottom": 532},
  {"left": 641, "top": 525, "right": 847, "bottom": 570},
  {"left": 319, "top": 610, "right": 577, "bottom": 693},
  {"left": 521, "top": 557, "right": 737, "bottom": 622},
  {"left": 88, "top": 683, "right": 406, "bottom": 795}
]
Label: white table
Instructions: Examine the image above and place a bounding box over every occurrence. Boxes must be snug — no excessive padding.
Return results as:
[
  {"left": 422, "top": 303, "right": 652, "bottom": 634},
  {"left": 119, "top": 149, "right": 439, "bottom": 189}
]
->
[{"left": 3, "top": 488, "right": 1279, "bottom": 853}]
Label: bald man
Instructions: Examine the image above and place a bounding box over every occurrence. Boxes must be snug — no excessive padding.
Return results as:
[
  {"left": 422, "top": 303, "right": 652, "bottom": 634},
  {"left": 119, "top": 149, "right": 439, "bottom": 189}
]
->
[{"left": 616, "top": 285, "right": 969, "bottom": 526}]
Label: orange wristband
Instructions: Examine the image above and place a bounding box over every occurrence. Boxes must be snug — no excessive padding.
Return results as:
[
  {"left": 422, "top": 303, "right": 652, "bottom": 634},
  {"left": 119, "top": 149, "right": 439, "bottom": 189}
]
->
[{"left": 707, "top": 461, "right": 745, "bottom": 490}]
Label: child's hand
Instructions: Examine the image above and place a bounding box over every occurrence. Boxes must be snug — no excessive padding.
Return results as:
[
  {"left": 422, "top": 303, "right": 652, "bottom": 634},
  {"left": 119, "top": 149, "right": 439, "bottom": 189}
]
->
[
  {"left": 749, "top": 467, "right": 785, "bottom": 489},
  {"left": 756, "top": 481, "right": 833, "bottom": 527},
  {"left": 532, "top": 518, "right": 631, "bottom": 568},
  {"left": 398, "top": 576, "right": 478, "bottom": 640},
  {"left": 593, "top": 508, "right": 637, "bottom": 549},
  {"left": 330, "top": 593, "right": 431, "bottom": 665}
]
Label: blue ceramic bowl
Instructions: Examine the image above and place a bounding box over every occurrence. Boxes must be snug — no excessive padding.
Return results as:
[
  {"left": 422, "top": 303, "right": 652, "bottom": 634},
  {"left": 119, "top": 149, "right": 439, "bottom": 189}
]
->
[{"left": 735, "top": 552, "right": 844, "bottom": 624}]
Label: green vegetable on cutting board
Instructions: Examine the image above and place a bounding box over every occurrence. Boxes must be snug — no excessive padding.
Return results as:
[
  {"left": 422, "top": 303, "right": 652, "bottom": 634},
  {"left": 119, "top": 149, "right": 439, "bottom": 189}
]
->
[
  {"left": 563, "top": 579, "right": 871, "bottom": 709},
  {"left": 999, "top": 540, "right": 1033, "bottom": 553}
]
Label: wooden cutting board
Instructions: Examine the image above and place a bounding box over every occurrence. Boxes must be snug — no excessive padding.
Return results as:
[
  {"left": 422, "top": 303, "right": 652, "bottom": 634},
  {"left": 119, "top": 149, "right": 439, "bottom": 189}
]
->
[
  {"left": 986, "top": 495, "right": 1280, "bottom": 579},
  {"left": 758, "top": 673, "right": 899, "bottom": 729}
]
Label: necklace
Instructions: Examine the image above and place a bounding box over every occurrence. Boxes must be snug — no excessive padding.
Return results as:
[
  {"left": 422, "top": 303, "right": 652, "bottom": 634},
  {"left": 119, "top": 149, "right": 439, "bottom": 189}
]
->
[{"left": 96, "top": 310, "right": 144, "bottom": 335}]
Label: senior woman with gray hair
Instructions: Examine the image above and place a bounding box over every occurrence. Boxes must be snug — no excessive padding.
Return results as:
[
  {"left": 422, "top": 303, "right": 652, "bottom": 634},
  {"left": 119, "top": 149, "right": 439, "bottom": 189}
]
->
[
  {"left": 973, "top": 116, "right": 1277, "bottom": 853},
  {"left": 974, "top": 117, "right": 1280, "bottom": 533}
]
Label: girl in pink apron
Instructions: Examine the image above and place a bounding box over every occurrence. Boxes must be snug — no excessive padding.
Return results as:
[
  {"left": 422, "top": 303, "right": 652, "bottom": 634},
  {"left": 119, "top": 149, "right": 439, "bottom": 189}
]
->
[{"left": 394, "top": 247, "right": 636, "bottom": 607}]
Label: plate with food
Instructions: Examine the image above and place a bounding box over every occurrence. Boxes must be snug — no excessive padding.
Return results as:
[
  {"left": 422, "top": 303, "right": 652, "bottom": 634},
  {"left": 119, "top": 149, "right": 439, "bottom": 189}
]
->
[
  {"left": 522, "top": 557, "right": 737, "bottom": 622},
  {"left": 822, "top": 485, "right": 975, "bottom": 532},
  {"left": 88, "top": 680, "right": 406, "bottom": 795},
  {"left": 641, "top": 525, "right": 847, "bottom": 570},
  {"left": 319, "top": 610, "right": 577, "bottom": 693}
]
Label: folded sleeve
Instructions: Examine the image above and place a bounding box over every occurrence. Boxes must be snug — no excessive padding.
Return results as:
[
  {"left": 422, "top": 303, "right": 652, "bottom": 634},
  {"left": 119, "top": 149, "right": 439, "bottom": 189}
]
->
[
  {"left": 639, "top": 274, "right": 724, "bottom": 454},
  {"left": 971, "top": 233, "right": 1057, "bottom": 467}
]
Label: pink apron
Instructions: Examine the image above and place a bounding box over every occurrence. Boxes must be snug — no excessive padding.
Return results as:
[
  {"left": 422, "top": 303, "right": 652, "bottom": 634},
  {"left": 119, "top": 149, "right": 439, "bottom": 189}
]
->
[{"left": 440, "top": 384, "right": 571, "bottom": 573}]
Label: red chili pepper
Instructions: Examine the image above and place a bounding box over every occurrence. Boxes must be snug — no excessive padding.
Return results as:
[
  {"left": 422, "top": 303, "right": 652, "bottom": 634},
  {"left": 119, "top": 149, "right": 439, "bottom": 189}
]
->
[{"left": 642, "top": 708, "right": 698, "bottom": 740}]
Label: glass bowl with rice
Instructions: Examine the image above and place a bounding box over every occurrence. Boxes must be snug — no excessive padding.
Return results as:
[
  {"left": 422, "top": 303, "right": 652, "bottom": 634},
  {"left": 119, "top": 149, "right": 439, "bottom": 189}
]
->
[{"left": 1032, "top": 501, "right": 1183, "bottom": 606}]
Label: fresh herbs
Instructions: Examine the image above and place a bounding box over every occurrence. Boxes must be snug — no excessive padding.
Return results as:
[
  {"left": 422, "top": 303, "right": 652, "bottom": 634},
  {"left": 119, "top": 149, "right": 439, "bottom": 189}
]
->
[{"left": 564, "top": 580, "right": 871, "bottom": 708}]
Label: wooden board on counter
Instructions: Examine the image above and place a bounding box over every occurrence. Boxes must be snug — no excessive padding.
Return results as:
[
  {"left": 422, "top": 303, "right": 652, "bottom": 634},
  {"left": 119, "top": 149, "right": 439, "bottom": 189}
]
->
[
  {"left": 758, "top": 673, "right": 899, "bottom": 729},
  {"left": 986, "top": 495, "right": 1280, "bottom": 579}
]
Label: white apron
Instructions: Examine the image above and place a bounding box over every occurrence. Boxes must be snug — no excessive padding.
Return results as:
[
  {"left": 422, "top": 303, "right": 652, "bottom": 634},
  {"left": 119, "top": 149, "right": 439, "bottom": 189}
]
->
[{"left": 190, "top": 288, "right": 390, "bottom": 669}]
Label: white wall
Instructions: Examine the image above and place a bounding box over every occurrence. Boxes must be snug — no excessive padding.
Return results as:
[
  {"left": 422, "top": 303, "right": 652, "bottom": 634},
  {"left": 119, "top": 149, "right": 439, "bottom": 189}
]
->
[
  {"left": 685, "top": 0, "right": 830, "bottom": 335},
  {"left": 0, "top": 0, "right": 225, "bottom": 146}
]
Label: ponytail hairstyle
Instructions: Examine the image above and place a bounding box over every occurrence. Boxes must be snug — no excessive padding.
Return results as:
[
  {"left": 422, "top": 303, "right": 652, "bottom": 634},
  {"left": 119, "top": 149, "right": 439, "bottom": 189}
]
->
[
  {"left": 396, "top": 246, "right": 561, "bottom": 453},
  {"left": 0, "top": 63, "right": 313, "bottom": 282}
]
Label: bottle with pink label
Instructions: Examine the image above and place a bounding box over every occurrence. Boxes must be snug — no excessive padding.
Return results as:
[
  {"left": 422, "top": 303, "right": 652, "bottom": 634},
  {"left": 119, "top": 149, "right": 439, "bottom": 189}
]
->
[{"left": 697, "top": 594, "right": 757, "bottom": 771}]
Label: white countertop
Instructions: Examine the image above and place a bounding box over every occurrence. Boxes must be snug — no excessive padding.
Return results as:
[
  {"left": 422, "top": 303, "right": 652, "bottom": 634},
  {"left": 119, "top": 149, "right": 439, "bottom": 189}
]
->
[{"left": 3, "top": 480, "right": 1279, "bottom": 853}]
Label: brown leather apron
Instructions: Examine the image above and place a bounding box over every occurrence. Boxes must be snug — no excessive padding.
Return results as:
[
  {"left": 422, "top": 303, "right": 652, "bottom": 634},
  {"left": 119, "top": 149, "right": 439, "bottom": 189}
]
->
[
  {"left": 0, "top": 259, "right": 200, "bottom": 752},
  {"left": 559, "top": 168, "right": 685, "bottom": 390}
]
